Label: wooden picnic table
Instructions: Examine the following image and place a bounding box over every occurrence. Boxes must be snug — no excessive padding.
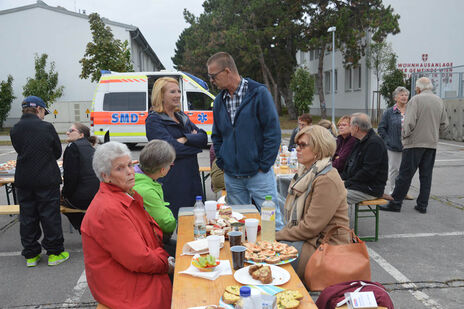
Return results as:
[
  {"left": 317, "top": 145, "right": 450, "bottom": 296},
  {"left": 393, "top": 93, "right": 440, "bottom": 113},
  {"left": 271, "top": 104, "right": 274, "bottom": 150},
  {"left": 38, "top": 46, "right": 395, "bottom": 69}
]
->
[{"left": 172, "top": 211, "right": 317, "bottom": 309}]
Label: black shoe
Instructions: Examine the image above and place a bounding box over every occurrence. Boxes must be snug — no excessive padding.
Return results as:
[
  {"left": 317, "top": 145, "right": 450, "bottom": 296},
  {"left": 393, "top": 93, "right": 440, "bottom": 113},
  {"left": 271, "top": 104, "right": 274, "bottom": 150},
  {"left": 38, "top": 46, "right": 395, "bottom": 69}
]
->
[
  {"left": 414, "top": 206, "right": 427, "bottom": 214},
  {"left": 379, "top": 202, "right": 401, "bottom": 212}
]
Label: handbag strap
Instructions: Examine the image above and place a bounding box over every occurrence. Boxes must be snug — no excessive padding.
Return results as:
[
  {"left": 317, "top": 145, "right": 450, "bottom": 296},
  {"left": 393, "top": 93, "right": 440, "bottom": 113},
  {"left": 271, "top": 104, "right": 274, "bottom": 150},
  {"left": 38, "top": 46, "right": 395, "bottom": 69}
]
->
[{"left": 321, "top": 225, "right": 362, "bottom": 244}]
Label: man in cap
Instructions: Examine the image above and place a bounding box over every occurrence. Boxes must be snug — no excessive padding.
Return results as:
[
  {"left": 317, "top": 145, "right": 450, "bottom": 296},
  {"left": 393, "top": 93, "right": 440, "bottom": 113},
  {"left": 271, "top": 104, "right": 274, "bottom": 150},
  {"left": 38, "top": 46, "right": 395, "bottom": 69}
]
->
[{"left": 10, "top": 96, "right": 69, "bottom": 267}]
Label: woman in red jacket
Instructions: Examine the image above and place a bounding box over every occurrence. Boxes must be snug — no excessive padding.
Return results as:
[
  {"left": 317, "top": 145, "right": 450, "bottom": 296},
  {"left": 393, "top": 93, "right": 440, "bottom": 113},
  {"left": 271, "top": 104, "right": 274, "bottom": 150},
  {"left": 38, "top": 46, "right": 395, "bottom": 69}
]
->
[{"left": 81, "top": 142, "right": 173, "bottom": 309}]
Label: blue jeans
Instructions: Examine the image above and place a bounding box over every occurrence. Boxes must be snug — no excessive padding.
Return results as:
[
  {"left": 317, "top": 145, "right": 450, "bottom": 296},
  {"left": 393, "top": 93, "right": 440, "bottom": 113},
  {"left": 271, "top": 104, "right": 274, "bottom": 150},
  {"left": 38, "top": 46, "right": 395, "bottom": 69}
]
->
[{"left": 224, "top": 169, "right": 284, "bottom": 230}]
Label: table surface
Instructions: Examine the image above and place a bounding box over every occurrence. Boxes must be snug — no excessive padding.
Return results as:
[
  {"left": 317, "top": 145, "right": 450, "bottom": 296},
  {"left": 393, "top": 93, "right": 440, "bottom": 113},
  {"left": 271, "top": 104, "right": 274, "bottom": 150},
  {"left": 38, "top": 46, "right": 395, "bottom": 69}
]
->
[{"left": 172, "top": 213, "right": 317, "bottom": 309}]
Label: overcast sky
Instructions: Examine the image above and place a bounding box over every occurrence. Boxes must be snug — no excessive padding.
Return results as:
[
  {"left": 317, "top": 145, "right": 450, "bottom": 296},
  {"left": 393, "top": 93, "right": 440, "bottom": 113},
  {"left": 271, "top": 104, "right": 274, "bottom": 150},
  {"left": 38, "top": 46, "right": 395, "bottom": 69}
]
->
[{"left": 0, "top": 0, "right": 205, "bottom": 70}]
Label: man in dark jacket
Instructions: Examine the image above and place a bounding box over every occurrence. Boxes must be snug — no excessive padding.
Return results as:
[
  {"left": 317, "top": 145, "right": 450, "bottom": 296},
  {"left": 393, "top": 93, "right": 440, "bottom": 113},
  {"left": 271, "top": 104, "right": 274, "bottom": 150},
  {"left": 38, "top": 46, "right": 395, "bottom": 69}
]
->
[
  {"left": 10, "top": 96, "right": 69, "bottom": 267},
  {"left": 207, "top": 52, "right": 283, "bottom": 228},
  {"left": 341, "top": 113, "right": 388, "bottom": 206}
]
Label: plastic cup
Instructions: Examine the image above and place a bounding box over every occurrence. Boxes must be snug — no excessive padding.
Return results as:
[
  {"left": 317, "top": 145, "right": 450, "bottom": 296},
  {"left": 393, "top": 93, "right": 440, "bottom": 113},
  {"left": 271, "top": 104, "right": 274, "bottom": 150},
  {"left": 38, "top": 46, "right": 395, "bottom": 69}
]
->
[
  {"left": 228, "top": 231, "right": 242, "bottom": 247},
  {"left": 230, "top": 245, "right": 246, "bottom": 270},
  {"left": 206, "top": 235, "right": 221, "bottom": 259},
  {"left": 205, "top": 200, "right": 217, "bottom": 221},
  {"left": 245, "top": 218, "right": 259, "bottom": 244}
]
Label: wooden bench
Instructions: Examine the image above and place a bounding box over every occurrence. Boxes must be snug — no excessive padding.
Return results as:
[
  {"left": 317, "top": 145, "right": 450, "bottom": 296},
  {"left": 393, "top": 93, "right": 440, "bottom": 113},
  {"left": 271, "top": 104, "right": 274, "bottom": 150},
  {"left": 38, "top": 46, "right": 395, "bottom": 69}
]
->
[
  {"left": 354, "top": 198, "right": 388, "bottom": 242},
  {"left": 0, "top": 205, "right": 86, "bottom": 215}
]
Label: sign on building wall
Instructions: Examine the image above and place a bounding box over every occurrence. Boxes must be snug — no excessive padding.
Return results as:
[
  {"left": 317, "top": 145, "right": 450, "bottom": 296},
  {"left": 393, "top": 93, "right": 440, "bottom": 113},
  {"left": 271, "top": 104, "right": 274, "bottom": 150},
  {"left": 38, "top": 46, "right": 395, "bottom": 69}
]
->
[{"left": 397, "top": 53, "right": 454, "bottom": 84}]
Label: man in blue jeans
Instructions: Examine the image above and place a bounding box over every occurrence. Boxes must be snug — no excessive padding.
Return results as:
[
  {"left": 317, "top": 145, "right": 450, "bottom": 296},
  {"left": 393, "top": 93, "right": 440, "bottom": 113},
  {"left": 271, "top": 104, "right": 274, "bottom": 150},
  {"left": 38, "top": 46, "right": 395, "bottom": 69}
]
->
[
  {"left": 207, "top": 52, "right": 283, "bottom": 229},
  {"left": 380, "top": 77, "right": 448, "bottom": 214}
]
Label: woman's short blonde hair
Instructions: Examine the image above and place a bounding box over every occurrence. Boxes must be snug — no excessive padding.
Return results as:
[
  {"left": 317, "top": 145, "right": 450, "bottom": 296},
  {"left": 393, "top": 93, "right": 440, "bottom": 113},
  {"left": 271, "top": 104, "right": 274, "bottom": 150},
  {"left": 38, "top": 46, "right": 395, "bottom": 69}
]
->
[
  {"left": 150, "top": 77, "right": 179, "bottom": 113},
  {"left": 295, "top": 125, "right": 336, "bottom": 160},
  {"left": 337, "top": 115, "right": 351, "bottom": 126}
]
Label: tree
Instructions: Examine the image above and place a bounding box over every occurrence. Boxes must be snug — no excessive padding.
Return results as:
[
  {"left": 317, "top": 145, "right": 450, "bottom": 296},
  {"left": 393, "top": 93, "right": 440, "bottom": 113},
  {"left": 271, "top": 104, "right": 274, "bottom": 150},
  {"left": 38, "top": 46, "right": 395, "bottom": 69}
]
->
[
  {"left": 290, "top": 67, "right": 315, "bottom": 114},
  {"left": 172, "top": 0, "right": 307, "bottom": 119},
  {"left": 380, "top": 54, "right": 406, "bottom": 107},
  {"left": 80, "top": 13, "right": 133, "bottom": 82},
  {"left": 22, "top": 53, "right": 64, "bottom": 106},
  {"left": 0, "top": 75, "right": 15, "bottom": 128},
  {"left": 302, "top": 0, "right": 400, "bottom": 118},
  {"left": 367, "top": 41, "right": 394, "bottom": 93}
]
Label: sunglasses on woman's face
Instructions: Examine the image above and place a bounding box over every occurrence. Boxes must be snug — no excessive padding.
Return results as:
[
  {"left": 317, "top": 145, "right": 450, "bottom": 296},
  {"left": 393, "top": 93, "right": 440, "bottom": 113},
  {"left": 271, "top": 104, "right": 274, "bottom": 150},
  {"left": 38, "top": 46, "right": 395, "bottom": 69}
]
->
[{"left": 295, "top": 142, "right": 309, "bottom": 149}]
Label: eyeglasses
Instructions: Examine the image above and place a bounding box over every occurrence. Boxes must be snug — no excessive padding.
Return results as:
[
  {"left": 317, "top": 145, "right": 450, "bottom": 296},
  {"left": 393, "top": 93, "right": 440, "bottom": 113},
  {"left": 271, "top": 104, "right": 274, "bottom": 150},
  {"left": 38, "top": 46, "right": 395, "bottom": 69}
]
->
[
  {"left": 295, "top": 142, "right": 310, "bottom": 149},
  {"left": 67, "top": 128, "right": 78, "bottom": 133},
  {"left": 208, "top": 68, "right": 226, "bottom": 81}
]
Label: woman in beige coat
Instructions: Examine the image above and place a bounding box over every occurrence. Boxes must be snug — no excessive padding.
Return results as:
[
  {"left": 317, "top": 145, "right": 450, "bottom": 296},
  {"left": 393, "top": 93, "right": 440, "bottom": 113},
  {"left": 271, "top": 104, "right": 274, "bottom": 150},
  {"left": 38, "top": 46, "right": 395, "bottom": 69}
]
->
[{"left": 276, "top": 125, "right": 350, "bottom": 278}]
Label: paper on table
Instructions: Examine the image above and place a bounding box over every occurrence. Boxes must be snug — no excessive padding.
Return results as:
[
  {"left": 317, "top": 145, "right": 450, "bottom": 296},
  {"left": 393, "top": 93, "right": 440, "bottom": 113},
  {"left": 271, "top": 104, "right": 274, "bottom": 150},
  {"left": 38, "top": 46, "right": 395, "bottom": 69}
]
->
[
  {"left": 181, "top": 236, "right": 225, "bottom": 255},
  {"left": 179, "top": 259, "right": 232, "bottom": 281}
]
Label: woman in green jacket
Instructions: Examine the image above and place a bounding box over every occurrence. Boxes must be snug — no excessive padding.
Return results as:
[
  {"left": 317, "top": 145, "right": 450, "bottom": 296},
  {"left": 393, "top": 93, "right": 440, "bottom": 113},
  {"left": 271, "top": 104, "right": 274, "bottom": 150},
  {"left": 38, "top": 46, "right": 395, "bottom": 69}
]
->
[{"left": 133, "top": 139, "right": 177, "bottom": 256}]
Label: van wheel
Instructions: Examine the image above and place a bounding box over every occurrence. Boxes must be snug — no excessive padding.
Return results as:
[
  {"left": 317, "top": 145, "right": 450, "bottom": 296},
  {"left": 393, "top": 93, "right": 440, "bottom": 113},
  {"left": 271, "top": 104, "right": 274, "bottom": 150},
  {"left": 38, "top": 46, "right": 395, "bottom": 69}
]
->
[
  {"left": 104, "top": 132, "right": 110, "bottom": 143},
  {"left": 126, "top": 143, "right": 137, "bottom": 150}
]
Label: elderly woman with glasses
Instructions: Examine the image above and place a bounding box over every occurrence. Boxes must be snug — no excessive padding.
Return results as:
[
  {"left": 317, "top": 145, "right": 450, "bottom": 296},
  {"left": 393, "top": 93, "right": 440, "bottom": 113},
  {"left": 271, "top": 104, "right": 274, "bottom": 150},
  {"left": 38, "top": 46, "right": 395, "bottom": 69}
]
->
[
  {"left": 81, "top": 142, "right": 173, "bottom": 309},
  {"left": 276, "top": 125, "right": 350, "bottom": 279},
  {"left": 378, "top": 86, "right": 412, "bottom": 200},
  {"left": 133, "top": 139, "right": 177, "bottom": 256},
  {"left": 61, "top": 123, "right": 99, "bottom": 232},
  {"left": 332, "top": 115, "right": 357, "bottom": 172},
  {"left": 145, "top": 77, "right": 207, "bottom": 219}
]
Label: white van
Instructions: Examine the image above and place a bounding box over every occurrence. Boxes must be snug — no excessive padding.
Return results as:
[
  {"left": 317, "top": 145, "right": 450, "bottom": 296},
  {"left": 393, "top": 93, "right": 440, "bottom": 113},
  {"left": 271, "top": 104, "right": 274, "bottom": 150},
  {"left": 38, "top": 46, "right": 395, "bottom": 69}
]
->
[{"left": 90, "top": 71, "right": 215, "bottom": 147}]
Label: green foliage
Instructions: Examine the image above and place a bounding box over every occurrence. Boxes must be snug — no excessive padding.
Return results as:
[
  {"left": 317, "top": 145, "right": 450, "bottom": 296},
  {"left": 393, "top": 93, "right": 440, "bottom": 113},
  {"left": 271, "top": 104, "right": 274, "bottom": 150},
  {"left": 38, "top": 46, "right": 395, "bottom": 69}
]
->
[
  {"left": 80, "top": 13, "right": 133, "bottom": 82},
  {"left": 0, "top": 75, "right": 15, "bottom": 128},
  {"left": 290, "top": 67, "right": 315, "bottom": 114},
  {"left": 22, "top": 54, "right": 64, "bottom": 106},
  {"left": 380, "top": 55, "right": 405, "bottom": 107},
  {"left": 367, "top": 41, "right": 395, "bottom": 91}
]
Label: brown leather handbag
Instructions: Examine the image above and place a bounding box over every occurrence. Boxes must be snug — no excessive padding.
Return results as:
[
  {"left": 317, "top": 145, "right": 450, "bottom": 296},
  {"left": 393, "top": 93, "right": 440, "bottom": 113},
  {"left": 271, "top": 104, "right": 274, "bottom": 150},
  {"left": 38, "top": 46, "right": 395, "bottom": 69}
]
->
[{"left": 304, "top": 225, "right": 371, "bottom": 291}]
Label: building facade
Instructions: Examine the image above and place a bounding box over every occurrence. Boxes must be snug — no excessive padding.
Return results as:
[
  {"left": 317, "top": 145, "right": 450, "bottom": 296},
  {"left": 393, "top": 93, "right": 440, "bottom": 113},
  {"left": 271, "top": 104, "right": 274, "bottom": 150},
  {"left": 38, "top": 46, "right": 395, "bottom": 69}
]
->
[
  {"left": 0, "top": 1, "right": 163, "bottom": 129},
  {"left": 297, "top": 0, "right": 463, "bottom": 121}
]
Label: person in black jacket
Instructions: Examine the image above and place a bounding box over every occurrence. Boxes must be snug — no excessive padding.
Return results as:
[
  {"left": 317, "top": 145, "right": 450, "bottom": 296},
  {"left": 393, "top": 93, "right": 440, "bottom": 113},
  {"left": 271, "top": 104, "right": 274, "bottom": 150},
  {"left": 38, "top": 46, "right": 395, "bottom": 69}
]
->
[
  {"left": 61, "top": 123, "right": 99, "bottom": 232},
  {"left": 341, "top": 113, "right": 388, "bottom": 207},
  {"left": 10, "top": 96, "right": 69, "bottom": 267}
]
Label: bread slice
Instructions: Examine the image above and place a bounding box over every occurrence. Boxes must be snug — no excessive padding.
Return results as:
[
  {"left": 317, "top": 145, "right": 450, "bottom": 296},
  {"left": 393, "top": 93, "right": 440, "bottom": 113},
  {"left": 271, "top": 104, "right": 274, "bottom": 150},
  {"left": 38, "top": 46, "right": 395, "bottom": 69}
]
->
[
  {"left": 225, "top": 285, "right": 241, "bottom": 296},
  {"left": 223, "top": 291, "right": 240, "bottom": 304},
  {"left": 257, "top": 266, "right": 273, "bottom": 284},
  {"left": 278, "top": 253, "right": 298, "bottom": 261},
  {"left": 280, "top": 298, "right": 300, "bottom": 309},
  {"left": 265, "top": 256, "right": 281, "bottom": 264},
  {"left": 248, "top": 264, "right": 263, "bottom": 275}
]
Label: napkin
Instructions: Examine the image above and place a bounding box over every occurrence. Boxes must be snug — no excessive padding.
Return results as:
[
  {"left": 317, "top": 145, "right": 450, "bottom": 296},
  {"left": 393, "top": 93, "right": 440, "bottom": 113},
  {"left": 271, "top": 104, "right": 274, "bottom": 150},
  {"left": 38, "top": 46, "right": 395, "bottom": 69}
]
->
[
  {"left": 181, "top": 236, "right": 225, "bottom": 255},
  {"left": 179, "top": 259, "right": 232, "bottom": 281}
]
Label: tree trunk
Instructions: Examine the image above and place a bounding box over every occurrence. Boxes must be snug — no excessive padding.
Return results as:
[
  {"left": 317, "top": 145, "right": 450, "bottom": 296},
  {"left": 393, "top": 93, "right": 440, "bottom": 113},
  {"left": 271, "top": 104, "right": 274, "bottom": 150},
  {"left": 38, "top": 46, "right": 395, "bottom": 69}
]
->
[
  {"left": 317, "top": 45, "right": 327, "bottom": 119},
  {"left": 283, "top": 87, "right": 297, "bottom": 120}
]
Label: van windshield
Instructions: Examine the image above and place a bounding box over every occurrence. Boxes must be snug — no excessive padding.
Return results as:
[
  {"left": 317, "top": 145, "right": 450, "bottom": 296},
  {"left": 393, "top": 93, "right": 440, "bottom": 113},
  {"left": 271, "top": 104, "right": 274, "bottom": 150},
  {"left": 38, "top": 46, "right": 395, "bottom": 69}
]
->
[{"left": 103, "top": 92, "right": 146, "bottom": 111}]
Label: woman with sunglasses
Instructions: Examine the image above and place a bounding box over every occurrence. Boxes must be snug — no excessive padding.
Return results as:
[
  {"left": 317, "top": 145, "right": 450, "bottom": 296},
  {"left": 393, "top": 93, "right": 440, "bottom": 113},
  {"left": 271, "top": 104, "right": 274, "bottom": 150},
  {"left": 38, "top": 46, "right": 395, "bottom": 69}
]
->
[
  {"left": 276, "top": 125, "right": 350, "bottom": 279},
  {"left": 133, "top": 139, "right": 177, "bottom": 257},
  {"left": 61, "top": 123, "right": 99, "bottom": 232}
]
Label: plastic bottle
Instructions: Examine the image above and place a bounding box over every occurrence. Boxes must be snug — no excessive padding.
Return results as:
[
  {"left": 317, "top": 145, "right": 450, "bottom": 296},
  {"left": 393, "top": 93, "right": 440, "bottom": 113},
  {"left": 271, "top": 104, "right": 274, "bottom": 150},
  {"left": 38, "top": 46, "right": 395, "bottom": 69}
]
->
[
  {"left": 193, "top": 196, "right": 207, "bottom": 240},
  {"left": 275, "top": 144, "right": 281, "bottom": 167},
  {"left": 289, "top": 148, "right": 298, "bottom": 173},
  {"left": 235, "top": 286, "right": 254, "bottom": 309},
  {"left": 280, "top": 145, "right": 289, "bottom": 168},
  {"left": 261, "top": 195, "right": 276, "bottom": 242}
]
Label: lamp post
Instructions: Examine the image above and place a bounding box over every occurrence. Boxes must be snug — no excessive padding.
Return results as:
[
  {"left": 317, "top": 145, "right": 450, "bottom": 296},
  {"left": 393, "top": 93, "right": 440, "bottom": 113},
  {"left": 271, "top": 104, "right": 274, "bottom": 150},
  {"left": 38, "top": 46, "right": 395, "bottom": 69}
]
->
[{"left": 327, "top": 26, "right": 336, "bottom": 124}]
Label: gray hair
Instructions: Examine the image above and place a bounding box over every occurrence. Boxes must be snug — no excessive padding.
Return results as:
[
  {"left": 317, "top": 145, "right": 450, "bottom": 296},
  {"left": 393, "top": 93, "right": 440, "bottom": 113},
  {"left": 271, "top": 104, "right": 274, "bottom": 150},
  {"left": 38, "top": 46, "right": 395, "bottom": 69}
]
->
[
  {"left": 392, "top": 86, "right": 410, "bottom": 100},
  {"left": 92, "top": 141, "right": 131, "bottom": 181},
  {"left": 139, "top": 139, "right": 176, "bottom": 174},
  {"left": 416, "top": 77, "right": 433, "bottom": 91},
  {"left": 351, "top": 113, "right": 372, "bottom": 132}
]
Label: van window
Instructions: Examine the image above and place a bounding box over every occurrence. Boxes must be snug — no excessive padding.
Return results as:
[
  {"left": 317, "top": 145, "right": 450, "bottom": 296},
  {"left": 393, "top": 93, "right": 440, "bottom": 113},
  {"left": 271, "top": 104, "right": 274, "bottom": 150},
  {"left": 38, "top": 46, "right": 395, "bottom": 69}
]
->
[
  {"left": 103, "top": 92, "right": 146, "bottom": 111},
  {"left": 187, "top": 92, "right": 214, "bottom": 111}
]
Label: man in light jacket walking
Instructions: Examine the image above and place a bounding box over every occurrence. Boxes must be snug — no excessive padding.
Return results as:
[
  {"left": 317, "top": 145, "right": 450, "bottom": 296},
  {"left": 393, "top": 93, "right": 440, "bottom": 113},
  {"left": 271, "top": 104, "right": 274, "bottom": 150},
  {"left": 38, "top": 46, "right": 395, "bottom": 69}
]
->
[{"left": 380, "top": 77, "right": 449, "bottom": 213}]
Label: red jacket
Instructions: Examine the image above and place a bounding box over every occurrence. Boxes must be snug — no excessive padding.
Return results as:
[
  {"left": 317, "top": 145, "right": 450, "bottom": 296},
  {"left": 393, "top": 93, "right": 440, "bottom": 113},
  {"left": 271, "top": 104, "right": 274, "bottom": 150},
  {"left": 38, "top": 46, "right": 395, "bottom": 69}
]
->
[{"left": 81, "top": 182, "right": 172, "bottom": 309}]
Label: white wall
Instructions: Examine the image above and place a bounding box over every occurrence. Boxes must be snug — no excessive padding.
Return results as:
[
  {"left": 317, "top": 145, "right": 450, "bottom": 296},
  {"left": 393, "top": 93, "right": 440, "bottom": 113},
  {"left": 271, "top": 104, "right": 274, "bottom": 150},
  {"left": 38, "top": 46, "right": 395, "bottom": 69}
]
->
[{"left": 0, "top": 6, "right": 134, "bottom": 129}]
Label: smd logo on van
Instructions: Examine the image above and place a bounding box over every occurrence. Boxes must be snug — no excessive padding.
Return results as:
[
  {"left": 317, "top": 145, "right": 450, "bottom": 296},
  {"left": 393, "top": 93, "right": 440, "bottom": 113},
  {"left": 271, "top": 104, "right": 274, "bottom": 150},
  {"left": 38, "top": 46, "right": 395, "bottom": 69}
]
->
[{"left": 111, "top": 113, "right": 139, "bottom": 124}]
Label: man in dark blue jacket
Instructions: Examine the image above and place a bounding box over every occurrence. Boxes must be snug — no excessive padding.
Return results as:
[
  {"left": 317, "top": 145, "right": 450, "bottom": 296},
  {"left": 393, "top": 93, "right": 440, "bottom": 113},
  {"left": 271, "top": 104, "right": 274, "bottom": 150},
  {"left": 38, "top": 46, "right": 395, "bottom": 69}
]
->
[
  {"left": 207, "top": 52, "right": 283, "bottom": 228},
  {"left": 10, "top": 96, "right": 69, "bottom": 267}
]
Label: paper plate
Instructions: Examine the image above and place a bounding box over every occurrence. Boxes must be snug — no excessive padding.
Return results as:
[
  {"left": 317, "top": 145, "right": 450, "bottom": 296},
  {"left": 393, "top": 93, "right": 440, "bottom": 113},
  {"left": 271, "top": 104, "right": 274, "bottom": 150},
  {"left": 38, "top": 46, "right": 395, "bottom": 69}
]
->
[{"left": 233, "top": 265, "right": 290, "bottom": 286}]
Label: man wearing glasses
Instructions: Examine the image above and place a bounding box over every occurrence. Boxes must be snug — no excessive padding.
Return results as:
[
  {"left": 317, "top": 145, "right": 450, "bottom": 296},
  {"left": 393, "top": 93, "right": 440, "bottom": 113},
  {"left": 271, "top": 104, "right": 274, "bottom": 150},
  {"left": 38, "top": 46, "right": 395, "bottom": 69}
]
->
[
  {"left": 10, "top": 96, "right": 69, "bottom": 267},
  {"left": 206, "top": 52, "right": 283, "bottom": 229}
]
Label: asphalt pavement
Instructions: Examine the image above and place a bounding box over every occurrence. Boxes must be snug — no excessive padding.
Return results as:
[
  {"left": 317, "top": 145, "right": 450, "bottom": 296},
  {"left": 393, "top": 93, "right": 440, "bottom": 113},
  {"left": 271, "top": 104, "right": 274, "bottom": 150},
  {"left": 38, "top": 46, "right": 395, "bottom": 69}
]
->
[{"left": 0, "top": 138, "right": 463, "bottom": 308}]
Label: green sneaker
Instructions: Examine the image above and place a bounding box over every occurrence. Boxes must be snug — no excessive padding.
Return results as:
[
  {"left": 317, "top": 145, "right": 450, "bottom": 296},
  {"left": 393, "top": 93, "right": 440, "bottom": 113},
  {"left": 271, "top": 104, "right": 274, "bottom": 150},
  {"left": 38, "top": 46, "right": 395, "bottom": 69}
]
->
[
  {"left": 26, "top": 254, "right": 41, "bottom": 267},
  {"left": 48, "top": 251, "right": 70, "bottom": 266}
]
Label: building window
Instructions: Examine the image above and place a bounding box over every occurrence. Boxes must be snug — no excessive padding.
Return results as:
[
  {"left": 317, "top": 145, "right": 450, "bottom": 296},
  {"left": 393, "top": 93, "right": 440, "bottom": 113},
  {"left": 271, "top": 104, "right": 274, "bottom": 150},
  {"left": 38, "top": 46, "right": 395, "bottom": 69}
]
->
[
  {"left": 299, "top": 51, "right": 305, "bottom": 65},
  {"left": 324, "top": 70, "right": 338, "bottom": 94},
  {"left": 345, "top": 65, "right": 361, "bottom": 91},
  {"left": 345, "top": 68, "right": 352, "bottom": 91},
  {"left": 353, "top": 65, "right": 361, "bottom": 90},
  {"left": 310, "top": 50, "right": 314, "bottom": 61}
]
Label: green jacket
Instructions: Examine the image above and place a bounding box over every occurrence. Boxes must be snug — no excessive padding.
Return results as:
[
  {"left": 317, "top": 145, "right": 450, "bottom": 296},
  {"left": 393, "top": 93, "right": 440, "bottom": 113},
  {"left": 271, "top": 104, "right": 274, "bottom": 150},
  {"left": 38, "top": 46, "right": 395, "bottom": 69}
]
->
[{"left": 133, "top": 172, "right": 177, "bottom": 234}]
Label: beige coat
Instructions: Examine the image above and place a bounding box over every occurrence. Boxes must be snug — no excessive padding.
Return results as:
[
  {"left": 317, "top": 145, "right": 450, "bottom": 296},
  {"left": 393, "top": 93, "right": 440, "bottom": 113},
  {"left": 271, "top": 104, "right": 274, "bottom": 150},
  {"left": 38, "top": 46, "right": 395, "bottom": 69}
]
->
[
  {"left": 276, "top": 168, "right": 350, "bottom": 278},
  {"left": 402, "top": 89, "right": 449, "bottom": 149}
]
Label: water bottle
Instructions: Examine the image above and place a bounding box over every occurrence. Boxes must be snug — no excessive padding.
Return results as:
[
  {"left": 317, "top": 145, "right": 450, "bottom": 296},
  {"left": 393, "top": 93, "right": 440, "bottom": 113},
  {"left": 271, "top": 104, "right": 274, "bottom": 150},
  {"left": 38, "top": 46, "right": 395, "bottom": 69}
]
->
[
  {"left": 261, "top": 195, "right": 276, "bottom": 242},
  {"left": 275, "top": 144, "right": 281, "bottom": 167},
  {"left": 235, "top": 286, "right": 254, "bottom": 309},
  {"left": 280, "top": 145, "right": 289, "bottom": 168},
  {"left": 193, "top": 196, "right": 206, "bottom": 240},
  {"left": 289, "top": 149, "right": 298, "bottom": 173}
]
